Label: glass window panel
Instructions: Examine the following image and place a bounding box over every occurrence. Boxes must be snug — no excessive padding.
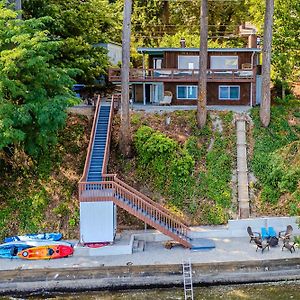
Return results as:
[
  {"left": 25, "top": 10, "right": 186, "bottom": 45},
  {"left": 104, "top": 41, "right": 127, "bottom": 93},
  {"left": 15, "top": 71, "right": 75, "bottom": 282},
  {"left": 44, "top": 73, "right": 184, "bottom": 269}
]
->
[
  {"left": 211, "top": 56, "right": 238, "bottom": 69},
  {"left": 219, "top": 87, "right": 229, "bottom": 99},
  {"left": 177, "top": 86, "right": 186, "bottom": 98},
  {"left": 178, "top": 56, "right": 199, "bottom": 69},
  {"left": 154, "top": 58, "right": 162, "bottom": 69},
  {"left": 188, "top": 86, "right": 197, "bottom": 99},
  {"left": 230, "top": 87, "right": 240, "bottom": 99}
]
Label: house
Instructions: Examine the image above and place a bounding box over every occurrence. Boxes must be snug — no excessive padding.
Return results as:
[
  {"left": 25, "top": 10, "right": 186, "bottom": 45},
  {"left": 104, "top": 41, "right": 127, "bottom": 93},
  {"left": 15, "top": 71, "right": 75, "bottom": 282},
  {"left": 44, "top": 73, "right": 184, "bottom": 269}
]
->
[
  {"left": 98, "top": 42, "right": 122, "bottom": 66},
  {"left": 108, "top": 42, "right": 262, "bottom": 106}
]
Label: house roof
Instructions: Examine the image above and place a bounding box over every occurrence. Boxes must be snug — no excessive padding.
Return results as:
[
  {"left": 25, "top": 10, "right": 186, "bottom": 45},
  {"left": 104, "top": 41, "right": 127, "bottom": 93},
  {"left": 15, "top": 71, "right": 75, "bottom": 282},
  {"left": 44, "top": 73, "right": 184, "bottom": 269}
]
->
[{"left": 137, "top": 47, "right": 261, "bottom": 55}]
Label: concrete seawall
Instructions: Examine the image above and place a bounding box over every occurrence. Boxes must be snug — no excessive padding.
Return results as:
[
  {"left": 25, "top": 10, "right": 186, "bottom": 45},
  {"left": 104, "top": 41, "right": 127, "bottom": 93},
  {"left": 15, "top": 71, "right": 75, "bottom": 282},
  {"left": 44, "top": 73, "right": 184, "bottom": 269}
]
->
[{"left": 1, "top": 258, "right": 300, "bottom": 296}]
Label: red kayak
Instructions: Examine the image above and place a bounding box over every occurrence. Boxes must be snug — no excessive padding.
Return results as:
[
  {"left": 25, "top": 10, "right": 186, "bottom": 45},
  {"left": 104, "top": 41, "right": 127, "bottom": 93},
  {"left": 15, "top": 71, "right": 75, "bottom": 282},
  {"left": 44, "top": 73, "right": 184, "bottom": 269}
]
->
[{"left": 18, "top": 245, "right": 73, "bottom": 260}]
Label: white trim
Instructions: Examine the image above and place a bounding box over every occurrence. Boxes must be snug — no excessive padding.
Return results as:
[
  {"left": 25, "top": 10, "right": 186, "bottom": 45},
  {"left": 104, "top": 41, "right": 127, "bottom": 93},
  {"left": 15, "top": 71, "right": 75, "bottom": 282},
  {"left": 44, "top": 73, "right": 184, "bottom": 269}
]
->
[
  {"left": 210, "top": 56, "right": 239, "bottom": 70},
  {"left": 219, "top": 85, "right": 240, "bottom": 100},
  {"left": 176, "top": 85, "right": 198, "bottom": 100}
]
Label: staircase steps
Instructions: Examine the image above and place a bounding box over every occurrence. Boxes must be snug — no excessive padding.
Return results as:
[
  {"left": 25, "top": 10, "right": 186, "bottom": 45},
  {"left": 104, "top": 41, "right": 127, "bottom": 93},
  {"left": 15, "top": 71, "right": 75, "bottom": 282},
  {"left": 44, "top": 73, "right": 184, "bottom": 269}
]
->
[
  {"left": 132, "top": 240, "right": 145, "bottom": 253},
  {"left": 80, "top": 96, "right": 192, "bottom": 248},
  {"left": 87, "top": 104, "right": 111, "bottom": 182}
]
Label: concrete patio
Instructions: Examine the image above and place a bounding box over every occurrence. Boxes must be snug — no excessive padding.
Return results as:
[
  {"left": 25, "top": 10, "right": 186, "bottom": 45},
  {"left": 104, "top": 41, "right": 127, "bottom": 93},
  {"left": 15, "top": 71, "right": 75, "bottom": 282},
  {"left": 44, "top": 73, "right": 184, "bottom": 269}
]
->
[{"left": 0, "top": 216, "right": 298, "bottom": 271}]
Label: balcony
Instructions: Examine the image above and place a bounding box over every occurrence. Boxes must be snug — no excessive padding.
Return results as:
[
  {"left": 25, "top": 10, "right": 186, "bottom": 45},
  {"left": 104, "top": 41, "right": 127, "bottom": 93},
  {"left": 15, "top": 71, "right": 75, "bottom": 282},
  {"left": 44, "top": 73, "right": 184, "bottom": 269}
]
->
[{"left": 108, "top": 68, "right": 254, "bottom": 83}]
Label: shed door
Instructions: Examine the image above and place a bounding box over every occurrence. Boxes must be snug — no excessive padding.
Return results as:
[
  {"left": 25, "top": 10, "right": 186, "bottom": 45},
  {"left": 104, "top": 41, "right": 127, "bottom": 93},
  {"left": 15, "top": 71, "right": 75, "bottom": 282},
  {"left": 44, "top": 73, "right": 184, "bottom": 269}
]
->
[{"left": 80, "top": 202, "right": 116, "bottom": 243}]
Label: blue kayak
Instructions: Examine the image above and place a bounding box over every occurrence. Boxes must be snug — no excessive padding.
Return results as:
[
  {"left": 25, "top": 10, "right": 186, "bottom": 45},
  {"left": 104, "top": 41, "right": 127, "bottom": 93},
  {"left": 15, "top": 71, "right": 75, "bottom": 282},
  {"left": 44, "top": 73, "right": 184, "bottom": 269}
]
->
[
  {"left": 4, "top": 232, "right": 62, "bottom": 243},
  {"left": 0, "top": 243, "right": 32, "bottom": 259}
]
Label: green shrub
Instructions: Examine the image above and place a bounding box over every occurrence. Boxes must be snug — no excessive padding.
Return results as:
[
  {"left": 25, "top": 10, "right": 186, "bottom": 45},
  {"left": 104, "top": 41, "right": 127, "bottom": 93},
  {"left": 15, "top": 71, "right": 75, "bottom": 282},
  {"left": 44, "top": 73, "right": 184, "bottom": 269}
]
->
[
  {"left": 250, "top": 106, "right": 299, "bottom": 204},
  {"left": 185, "top": 136, "right": 204, "bottom": 159},
  {"left": 134, "top": 126, "right": 194, "bottom": 207},
  {"left": 199, "top": 133, "right": 233, "bottom": 208},
  {"left": 200, "top": 204, "right": 228, "bottom": 225},
  {"left": 53, "top": 203, "right": 70, "bottom": 217}
]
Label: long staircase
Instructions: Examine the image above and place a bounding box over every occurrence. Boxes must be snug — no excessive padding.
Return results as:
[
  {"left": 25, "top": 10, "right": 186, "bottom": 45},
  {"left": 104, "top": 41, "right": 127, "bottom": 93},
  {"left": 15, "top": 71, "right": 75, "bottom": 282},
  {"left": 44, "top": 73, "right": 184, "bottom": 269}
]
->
[
  {"left": 79, "top": 95, "right": 192, "bottom": 248},
  {"left": 87, "top": 105, "right": 110, "bottom": 181}
]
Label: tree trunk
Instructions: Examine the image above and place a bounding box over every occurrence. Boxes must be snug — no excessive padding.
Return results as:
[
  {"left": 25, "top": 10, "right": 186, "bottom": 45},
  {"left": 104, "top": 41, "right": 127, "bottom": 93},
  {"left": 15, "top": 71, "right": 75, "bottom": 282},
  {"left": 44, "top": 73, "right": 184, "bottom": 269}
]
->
[
  {"left": 282, "top": 86, "right": 286, "bottom": 100},
  {"left": 282, "top": 80, "right": 286, "bottom": 100},
  {"left": 260, "top": 0, "right": 274, "bottom": 127},
  {"left": 162, "top": 0, "right": 170, "bottom": 25},
  {"left": 197, "top": 0, "right": 208, "bottom": 128},
  {"left": 120, "top": 0, "right": 132, "bottom": 157}
]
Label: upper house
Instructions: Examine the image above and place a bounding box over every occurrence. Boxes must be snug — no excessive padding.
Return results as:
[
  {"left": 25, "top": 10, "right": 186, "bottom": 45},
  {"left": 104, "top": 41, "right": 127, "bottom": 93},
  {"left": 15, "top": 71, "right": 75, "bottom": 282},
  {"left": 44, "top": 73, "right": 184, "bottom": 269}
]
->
[{"left": 108, "top": 39, "right": 262, "bottom": 106}]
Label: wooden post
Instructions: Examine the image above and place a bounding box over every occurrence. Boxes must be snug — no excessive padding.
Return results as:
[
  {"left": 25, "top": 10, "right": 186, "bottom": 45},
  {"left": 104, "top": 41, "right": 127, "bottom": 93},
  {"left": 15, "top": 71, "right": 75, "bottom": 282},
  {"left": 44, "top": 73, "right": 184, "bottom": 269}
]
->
[
  {"left": 260, "top": 0, "right": 274, "bottom": 127},
  {"left": 197, "top": 0, "right": 208, "bottom": 128},
  {"left": 120, "top": 0, "right": 132, "bottom": 156}
]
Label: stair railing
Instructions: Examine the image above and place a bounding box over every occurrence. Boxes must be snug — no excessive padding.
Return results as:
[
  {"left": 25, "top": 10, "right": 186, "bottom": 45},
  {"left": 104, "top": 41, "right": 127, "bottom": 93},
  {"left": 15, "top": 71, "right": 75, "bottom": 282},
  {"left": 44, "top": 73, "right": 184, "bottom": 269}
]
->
[
  {"left": 102, "top": 96, "right": 116, "bottom": 174},
  {"left": 78, "top": 179, "right": 191, "bottom": 247},
  {"left": 101, "top": 174, "right": 189, "bottom": 227},
  {"left": 79, "top": 95, "right": 101, "bottom": 182}
]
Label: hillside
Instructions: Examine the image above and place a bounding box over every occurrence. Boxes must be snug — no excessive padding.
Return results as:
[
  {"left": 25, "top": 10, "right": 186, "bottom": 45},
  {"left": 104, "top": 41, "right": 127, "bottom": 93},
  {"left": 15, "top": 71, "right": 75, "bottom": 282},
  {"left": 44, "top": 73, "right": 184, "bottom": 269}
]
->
[
  {"left": 0, "top": 114, "right": 90, "bottom": 240},
  {"left": 109, "top": 109, "right": 237, "bottom": 226},
  {"left": 249, "top": 101, "right": 300, "bottom": 216},
  {"left": 0, "top": 102, "right": 298, "bottom": 240}
]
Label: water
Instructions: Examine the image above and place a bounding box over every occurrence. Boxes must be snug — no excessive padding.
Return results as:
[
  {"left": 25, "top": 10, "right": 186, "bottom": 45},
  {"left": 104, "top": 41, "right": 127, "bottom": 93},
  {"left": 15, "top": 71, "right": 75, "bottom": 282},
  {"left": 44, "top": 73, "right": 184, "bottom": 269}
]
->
[{"left": 2, "top": 282, "right": 300, "bottom": 300}]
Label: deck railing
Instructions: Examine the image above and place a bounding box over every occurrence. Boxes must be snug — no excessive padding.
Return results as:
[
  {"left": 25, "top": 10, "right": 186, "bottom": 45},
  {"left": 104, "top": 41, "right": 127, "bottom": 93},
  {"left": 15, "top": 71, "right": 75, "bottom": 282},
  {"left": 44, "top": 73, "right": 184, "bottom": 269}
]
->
[{"left": 109, "top": 68, "right": 254, "bottom": 82}]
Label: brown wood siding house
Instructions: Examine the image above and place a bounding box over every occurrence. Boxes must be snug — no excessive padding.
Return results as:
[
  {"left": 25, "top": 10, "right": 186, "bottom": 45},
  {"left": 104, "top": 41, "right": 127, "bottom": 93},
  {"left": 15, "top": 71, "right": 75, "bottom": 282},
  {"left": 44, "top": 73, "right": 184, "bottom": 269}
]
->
[{"left": 108, "top": 47, "right": 262, "bottom": 106}]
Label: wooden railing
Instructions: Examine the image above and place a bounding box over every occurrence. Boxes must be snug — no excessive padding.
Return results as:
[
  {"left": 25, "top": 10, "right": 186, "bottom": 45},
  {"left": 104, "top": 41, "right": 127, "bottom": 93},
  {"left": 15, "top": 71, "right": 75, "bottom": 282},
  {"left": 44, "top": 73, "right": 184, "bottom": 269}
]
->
[
  {"left": 102, "top": 97, "right": 116, "bottom": 174},
  {"left": 78, "top": 179, "right": 191, "bottom": 248},
  {"left": 102, "top": 174, "right": 189, "bottom": 226},
  {"left": 109, "top": 68, "right": 254, "bottom": 82},
  {"left": 79, "top": 95, "right": 101, "bottom": 182}
]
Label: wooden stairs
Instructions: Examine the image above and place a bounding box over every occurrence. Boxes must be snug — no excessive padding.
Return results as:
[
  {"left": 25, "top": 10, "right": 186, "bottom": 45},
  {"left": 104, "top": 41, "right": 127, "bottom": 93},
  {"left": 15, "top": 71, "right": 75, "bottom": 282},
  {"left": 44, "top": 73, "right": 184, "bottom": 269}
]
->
[{"left": 79, "top": 95, "right": 192, "bottom": 248}]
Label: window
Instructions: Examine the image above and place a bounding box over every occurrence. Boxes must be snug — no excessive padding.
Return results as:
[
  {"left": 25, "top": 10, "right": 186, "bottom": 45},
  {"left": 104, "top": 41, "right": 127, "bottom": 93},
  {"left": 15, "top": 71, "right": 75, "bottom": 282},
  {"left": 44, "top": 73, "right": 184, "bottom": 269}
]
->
[
  {"left": 211, "top": 56, "right": 238, "bottom": 70},
  {"left": 177, "top": 86, "right": 198, "bottom": 99},
  {"left": 153, "top": 58, "right": 162, "bottom": 69},
  {"left": 219, "top": 86, "right": 240, "bottom": 100},
  {"left": 178, "top": 56, "right": 199, "bottom": 69}
]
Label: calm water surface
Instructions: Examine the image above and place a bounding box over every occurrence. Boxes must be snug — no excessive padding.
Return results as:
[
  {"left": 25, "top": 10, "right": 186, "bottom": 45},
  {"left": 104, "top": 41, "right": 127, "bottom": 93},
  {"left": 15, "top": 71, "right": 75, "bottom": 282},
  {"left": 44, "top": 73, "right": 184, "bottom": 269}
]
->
[{"left": 2, "top": 282, "right": 300, "bottom": 300}]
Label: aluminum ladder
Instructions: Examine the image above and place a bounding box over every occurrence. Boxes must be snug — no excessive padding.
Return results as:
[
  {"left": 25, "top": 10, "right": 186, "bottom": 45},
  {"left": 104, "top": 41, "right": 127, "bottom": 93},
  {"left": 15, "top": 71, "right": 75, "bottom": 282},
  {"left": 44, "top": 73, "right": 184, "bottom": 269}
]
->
[{"left": 182, "top": 260, "right": 194, "bottom": 300}]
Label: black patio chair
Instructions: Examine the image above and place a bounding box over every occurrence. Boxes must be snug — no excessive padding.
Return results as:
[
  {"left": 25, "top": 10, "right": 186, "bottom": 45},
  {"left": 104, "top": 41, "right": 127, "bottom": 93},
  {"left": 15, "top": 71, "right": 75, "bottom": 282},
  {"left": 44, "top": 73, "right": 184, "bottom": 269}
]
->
[
  {"left": 279, "top": 225, "right": 293, "bottom": 241},
  {"left": 247, "top": 226, "right": 261, "bottom": 243},
  {"left": 282, "top": 241, "right": 296, "bottom": 253},
  {"left": 254, "top": 237, "right": 270, "bottom": 253}
]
